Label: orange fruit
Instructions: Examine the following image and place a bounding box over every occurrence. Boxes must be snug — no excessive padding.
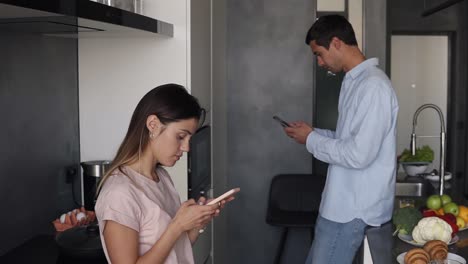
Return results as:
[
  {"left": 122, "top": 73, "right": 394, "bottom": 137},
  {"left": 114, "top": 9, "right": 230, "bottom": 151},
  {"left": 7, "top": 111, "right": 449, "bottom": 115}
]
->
[
  {"left": 436, "top": 207, "right": 445, "bottom": 215},
  {"left": 458, "top": 205, "right": 468, "bottom": 223}
]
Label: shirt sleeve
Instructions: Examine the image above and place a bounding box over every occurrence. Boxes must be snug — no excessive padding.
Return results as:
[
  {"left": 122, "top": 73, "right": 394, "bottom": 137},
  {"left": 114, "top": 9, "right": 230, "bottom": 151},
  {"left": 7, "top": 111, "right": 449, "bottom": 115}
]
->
[
  {"left": 97, "top": 189, "right": 142, "bottom": 232},
  {"left": 313, "top": 128, "right": 336, "bottom": 138},
  {"left": 306, "top": 78, "right": 394, "bottom": 169}
]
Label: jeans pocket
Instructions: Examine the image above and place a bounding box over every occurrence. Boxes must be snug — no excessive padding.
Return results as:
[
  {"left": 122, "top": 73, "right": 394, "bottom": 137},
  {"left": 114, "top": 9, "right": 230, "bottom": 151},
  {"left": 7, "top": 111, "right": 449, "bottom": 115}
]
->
[{"left": 351, "top": 219, "right": 367, "bottom": 248}]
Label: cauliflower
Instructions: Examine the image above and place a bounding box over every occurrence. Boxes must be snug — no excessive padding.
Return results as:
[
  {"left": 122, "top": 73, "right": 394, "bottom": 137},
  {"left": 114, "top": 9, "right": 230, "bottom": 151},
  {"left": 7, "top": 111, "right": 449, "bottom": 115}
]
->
[{"left": 412, "top": 216, "right": 452, "bottom": 244}]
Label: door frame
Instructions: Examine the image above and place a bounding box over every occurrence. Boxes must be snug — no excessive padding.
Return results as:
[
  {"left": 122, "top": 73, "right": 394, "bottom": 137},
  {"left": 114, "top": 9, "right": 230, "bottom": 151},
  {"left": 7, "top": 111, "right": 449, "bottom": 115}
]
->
[{"left": 390, "top": 30, "right": 461, "bottom": 196}]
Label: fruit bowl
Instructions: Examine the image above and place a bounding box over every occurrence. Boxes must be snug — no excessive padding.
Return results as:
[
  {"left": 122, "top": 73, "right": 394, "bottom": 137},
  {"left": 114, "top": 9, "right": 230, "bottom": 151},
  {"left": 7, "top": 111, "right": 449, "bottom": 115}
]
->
[{"left": 401, "top": 162, "right": 431, "bottom": 176}]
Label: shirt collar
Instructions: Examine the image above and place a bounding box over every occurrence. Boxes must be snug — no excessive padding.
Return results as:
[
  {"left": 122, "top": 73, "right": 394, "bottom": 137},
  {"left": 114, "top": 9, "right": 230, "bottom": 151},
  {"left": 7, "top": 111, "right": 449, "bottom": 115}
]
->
[{"left": 346, "top": 58, "right": 379, "bottom": 80}]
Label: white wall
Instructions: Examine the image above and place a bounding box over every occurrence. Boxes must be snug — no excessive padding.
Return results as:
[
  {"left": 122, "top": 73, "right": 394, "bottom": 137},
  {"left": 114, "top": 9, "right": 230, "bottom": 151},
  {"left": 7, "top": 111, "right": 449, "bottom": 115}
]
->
[
  {"left": 317, "top": 0, "right": 345, "bottom": 12},
  {"left": 349, "top": 0, "right": 363, "bottom": 50},
  {"left": 391, "top": 35, "right": 448, "bottom": 173},
  {"left": 79, "top": 0, "right": 190, "bottom": 200}
]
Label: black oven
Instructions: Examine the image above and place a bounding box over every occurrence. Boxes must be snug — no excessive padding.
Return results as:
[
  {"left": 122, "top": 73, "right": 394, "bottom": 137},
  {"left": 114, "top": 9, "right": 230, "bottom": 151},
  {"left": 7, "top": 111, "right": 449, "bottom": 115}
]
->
[{"left": 188, "top": 125, "right": 211, "bottom": 200}]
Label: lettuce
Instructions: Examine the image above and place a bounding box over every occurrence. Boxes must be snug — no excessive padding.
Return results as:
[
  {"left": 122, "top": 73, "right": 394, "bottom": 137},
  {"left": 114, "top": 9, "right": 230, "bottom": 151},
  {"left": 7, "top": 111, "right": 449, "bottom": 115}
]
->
[{"left": 399, "top": 145, "right": 434, "bottom": 163}]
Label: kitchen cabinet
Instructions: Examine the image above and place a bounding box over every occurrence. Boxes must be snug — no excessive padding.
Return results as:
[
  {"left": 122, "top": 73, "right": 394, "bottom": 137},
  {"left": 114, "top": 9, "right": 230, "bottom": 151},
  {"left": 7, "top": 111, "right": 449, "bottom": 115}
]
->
[
  {"left": 312, "top": 67, "right": 344, "bottom": 177},
  {"left": 0, "top": 0, "right": 176, "bottom": 257},
  {"left": 0, "top": 0, "right": 173, "bottom": 38},
  {"left": 0, "top": 34, "right": 80, "bottom": 255}
]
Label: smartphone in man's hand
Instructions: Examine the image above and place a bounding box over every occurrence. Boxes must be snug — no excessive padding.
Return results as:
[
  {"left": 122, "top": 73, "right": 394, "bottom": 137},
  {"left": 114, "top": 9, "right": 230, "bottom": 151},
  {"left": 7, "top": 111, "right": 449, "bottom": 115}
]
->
[{"left": 273, "top": 115, "right": 291, "bottom": 128}]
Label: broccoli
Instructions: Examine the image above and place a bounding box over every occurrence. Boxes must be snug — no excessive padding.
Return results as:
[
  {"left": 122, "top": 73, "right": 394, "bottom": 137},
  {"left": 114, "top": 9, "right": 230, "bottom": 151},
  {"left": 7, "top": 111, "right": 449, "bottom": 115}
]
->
[{"left": 392, "top": 207, "right": 423, "bottom": 235}]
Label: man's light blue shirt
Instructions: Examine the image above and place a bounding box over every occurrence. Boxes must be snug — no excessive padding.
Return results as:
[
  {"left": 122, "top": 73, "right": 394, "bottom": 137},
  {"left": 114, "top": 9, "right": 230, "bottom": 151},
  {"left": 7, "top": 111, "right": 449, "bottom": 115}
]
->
[{"left": 306, "top": 58, "right": 399, "bottom": 226}]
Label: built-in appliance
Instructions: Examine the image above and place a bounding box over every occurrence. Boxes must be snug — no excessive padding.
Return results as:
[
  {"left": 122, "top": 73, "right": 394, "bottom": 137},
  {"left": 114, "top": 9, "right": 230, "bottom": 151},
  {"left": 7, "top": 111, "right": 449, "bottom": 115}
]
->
[
  {"left": 188, "top": 125, "right": 211, "bottom": 200},
  {"left": 188, "top": 125, "right": 212, "bottom": 264}
]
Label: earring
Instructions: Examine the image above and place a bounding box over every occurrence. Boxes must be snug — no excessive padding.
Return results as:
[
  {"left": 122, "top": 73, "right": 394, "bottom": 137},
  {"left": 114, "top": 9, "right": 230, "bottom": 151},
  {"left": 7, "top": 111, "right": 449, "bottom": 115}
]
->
[{"left": 149, "top": 132, "right": 155, "bottom": 139}]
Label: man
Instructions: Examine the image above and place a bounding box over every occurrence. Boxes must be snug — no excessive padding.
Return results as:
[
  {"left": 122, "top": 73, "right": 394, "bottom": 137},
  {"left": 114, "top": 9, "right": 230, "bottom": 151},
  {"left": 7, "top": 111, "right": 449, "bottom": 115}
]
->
[{"left": 284, "top": 15, "right": 399, "bottom": 264}]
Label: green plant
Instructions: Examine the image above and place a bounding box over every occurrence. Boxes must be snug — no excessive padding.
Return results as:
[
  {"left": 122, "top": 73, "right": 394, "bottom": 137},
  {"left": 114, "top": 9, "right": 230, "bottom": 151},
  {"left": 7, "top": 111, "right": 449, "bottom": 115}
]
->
[{"left": 399, "top": 145, "right": 434, "bottom": 163}]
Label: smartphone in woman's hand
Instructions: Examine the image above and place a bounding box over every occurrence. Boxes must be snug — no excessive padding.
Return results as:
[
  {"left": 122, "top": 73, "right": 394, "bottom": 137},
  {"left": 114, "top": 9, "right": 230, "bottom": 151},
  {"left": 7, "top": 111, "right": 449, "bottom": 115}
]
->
[{"left": 207, "top": 188, "right": 240, "bottom": 205}]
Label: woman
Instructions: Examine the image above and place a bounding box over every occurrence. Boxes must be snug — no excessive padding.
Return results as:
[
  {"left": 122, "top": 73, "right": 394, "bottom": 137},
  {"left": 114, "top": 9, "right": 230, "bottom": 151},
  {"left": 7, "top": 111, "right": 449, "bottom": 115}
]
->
[{"left": 95, "top": 84, "right": 223, "bottom": 264}]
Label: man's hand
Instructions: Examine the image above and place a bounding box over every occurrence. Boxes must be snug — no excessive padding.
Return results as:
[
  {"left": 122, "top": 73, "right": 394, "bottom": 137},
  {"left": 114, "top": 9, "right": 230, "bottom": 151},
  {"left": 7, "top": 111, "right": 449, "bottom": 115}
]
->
[{"left": 284, "top": 121, "right": 314, "bottom": 144}]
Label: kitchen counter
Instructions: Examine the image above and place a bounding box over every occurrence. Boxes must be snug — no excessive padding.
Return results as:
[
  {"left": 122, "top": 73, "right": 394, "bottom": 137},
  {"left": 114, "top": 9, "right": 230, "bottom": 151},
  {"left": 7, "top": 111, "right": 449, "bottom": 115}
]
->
[
  {"left": 0, "top": 234, "right": 106, "bottom": 264},
  {"left": 366, "top": 173, "right": 468, "bottom": 263},
  {"left": 366, "top": 218, "right": 468, "bottom": 263}
]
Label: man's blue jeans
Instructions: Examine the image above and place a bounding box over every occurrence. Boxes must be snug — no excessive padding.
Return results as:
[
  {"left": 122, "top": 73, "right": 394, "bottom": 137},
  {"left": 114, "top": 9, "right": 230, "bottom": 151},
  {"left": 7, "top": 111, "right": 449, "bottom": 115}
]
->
[{"left": 305, "top": 216, "right": 368, "bottom": 264}]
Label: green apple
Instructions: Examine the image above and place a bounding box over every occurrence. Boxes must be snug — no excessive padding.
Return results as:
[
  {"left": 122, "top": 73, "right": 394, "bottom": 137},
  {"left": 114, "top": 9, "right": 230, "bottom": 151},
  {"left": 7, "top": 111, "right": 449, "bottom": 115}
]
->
[
  {"left": 443, "top": 202, "right": 460, "bottom": 216},
  {"left": 441, "top": 194, "right": 452, "bottom": 205},
  {"left": 426, "top": 194, "right": 442, "bottom": 210}
]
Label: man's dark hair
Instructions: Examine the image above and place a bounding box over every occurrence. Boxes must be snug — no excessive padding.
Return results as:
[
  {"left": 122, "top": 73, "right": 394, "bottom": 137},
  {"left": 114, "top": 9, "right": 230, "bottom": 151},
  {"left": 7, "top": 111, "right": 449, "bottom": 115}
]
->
[{"left": 305, "top": 15, "right": 358, "bottom": 49}]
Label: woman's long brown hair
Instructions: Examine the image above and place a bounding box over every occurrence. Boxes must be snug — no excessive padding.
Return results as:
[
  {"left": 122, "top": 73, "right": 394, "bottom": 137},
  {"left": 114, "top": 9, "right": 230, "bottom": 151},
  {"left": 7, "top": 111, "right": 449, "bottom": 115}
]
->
[{"left": 96, "top": 84, "right": 204, "bottom": 194}]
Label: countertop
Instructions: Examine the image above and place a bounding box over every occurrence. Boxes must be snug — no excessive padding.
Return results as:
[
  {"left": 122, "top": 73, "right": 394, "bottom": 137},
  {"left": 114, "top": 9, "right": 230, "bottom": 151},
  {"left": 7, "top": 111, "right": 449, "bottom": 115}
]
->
[
  {"left": 367, "top": 221, "right": 468, "bottom": 263},
  {"left": 0, "top": 234, "right": 106, "bottom": 264},
  {"left": 367, "top": 173, "right": 467, "bottom": 263}
]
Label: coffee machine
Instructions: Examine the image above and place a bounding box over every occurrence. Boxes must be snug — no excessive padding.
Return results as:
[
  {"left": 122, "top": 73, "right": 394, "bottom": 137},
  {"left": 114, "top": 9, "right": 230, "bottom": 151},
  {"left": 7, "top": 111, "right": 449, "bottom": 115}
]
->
[{"left": 81, "top": 160, "right": 111, "bottom": 211}]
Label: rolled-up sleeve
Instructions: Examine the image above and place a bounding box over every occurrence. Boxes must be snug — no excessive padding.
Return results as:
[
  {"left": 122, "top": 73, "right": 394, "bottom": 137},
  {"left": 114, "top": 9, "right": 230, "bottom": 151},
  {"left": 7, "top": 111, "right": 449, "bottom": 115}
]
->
[{"left": 97, "top": 190, "right": 142, "bottom": 232}]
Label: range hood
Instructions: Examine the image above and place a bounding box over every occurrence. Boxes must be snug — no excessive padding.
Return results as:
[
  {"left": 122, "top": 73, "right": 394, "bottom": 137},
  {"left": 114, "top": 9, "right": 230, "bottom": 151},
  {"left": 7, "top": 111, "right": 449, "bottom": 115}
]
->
[
  {"left": 0, "top": 0, "right": 173, "bottom": 37},
  {"left": 421, "top": 0, "right": 465, "bottom": 17}
]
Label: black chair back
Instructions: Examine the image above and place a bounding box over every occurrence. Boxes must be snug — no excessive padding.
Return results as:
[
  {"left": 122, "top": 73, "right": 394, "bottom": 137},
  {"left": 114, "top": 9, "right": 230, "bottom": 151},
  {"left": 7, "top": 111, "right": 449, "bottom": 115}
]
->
[
  {"left": 266, "top": 173, "right": 325, "bottom": 227},
  {"left": 265, "top": 173, "right": 326, "bottom": 264}
]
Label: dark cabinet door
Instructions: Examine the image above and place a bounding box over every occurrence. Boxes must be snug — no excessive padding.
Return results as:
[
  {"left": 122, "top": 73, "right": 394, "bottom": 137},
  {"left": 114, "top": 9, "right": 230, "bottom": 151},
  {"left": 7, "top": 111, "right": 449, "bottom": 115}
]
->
[
  {"left": 0, "top": 35, "right": 80, "bottom": 255},
  {"left": 312, "top": 66, "right": 344, "bottom": 176}
]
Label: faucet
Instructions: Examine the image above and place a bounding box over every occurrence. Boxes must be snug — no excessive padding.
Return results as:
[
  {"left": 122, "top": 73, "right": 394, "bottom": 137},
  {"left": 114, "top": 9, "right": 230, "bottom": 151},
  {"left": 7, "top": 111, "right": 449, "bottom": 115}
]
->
[{"left": 410, "top": 104, "right": 446, "bottom": 195}]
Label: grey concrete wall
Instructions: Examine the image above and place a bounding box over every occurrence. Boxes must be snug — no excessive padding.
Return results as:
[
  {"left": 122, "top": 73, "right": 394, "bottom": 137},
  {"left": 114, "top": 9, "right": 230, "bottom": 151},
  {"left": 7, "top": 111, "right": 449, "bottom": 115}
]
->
[
  {"left": 0, "top": 35, "right": 80, "bottom": 255},
  {"left": 223, "top": 1, "right": 315, "bottom": 263}
]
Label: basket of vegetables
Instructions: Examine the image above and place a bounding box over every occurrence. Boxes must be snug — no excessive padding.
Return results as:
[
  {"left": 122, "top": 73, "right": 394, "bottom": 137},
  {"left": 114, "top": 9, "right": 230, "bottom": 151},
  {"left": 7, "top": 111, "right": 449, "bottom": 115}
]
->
[{"left": 399, "top": 145, "right": 434, "bottom": 176}]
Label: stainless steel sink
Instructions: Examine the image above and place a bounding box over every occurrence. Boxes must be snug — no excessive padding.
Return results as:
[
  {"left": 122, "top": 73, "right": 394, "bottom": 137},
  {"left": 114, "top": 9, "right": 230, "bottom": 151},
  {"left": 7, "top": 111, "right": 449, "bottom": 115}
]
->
[{"left": 395, "top": 182, "right": 426, "bottom": 197}]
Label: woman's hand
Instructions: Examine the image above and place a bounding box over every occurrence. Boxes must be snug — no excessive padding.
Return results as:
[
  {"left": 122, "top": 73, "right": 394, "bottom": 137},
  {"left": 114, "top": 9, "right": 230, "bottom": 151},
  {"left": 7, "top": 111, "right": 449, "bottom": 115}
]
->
[
  {"left": 205, "top": 196, "right": 235, "bottom": 212},
  {"left": 186, "top": 196, "right": 224, "bottom": 243},
  {"left": 171, "top": 199, "right": 218, "bottom": 233},
  {"left": 197, "top": 196, "right": 221, "bottom": 218}
]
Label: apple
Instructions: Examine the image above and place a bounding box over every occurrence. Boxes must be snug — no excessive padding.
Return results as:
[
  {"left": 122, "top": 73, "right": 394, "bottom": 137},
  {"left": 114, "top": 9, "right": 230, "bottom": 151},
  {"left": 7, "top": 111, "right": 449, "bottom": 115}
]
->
[
  {"left": 456, "top": 216, "right": 466, "bottom": 229},
  {"left": 426, "top": 194, "right": 442, "bottom": 210},
  {"left": 441, "top": 194, "right": 452, "bottom": 205},
  {"left": 443, "top": 202, "right": 460, "bottom": 216}
]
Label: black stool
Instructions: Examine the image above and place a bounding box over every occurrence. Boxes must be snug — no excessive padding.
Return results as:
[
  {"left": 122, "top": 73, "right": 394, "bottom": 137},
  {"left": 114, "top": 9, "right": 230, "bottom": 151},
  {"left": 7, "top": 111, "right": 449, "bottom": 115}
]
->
[{"left": 266, "top": 174, "right": 325, "bottom": 264}]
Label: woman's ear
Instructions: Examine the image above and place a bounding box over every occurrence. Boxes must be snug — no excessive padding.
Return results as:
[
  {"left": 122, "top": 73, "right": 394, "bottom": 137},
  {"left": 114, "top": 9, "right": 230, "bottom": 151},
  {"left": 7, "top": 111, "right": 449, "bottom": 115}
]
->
[{"left": 146, "top": 115, "right": 162, "bottom": 132}]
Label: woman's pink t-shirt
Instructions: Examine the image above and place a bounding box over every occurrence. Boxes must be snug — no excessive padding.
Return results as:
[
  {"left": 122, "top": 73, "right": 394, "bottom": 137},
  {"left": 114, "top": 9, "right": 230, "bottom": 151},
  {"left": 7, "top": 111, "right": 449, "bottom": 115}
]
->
[{"left": 95, "top": 166, "right": 194, "bottom": 264}]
